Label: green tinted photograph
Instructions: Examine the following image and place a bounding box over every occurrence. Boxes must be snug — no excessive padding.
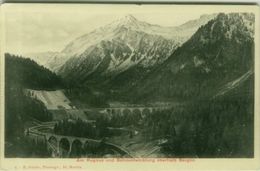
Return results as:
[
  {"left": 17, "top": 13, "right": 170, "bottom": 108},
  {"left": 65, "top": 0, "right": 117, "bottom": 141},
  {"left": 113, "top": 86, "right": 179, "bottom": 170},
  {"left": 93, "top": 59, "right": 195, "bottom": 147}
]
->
[{"left": 3, "top": 4, "right": 255, "bottom": 158}]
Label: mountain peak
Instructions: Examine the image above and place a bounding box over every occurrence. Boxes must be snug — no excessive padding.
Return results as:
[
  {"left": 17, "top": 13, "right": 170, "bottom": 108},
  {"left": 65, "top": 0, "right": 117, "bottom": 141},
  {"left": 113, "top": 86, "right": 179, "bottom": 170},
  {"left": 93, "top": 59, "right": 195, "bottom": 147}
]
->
[{"left": 115, "top": 14, "right": 140, "bottom": 26}]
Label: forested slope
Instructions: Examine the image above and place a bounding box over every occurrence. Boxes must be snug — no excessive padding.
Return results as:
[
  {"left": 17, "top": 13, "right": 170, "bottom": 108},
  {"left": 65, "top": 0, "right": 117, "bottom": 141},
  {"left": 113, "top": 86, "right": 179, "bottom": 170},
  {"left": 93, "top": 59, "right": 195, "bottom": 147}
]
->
[{"left": 5, "top": 53, "right": 64, "bottom": 157}]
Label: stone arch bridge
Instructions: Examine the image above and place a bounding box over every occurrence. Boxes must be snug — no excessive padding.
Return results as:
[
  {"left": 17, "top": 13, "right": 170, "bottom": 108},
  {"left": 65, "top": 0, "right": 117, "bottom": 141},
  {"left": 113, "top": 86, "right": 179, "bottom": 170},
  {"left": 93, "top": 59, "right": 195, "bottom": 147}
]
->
[
  {"left": 27, "top": 123, "right": 132, "bottom": 158},
  {"left": 90, "top": 106, "right": 172, "bottom": 117}
]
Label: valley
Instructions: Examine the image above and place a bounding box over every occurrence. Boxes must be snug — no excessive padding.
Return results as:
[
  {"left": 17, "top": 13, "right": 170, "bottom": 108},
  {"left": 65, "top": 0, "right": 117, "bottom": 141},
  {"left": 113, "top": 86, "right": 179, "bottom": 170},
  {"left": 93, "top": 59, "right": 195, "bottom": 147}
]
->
[
  {"left": 4, "top": 12, "right": 255, "bottom": 158},
  {"left": 24, "top": 88, "right": 175, "bottom": 157}
]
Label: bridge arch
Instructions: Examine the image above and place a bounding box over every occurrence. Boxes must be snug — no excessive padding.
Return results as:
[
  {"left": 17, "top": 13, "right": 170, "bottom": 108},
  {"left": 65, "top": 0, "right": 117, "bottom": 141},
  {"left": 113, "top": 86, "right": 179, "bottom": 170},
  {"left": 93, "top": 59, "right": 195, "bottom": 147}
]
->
[
  {"left": 152, "top": 108, "right": 159, "bottom": 113},
  {"left": 70, "top": 139, "right": 83, "bottom": 157},
  {"left": 129, "top": 108, "right": 142, "bottom": 124},
  {"left": 59, "top": 138, "right": 70, "bottom": 157},
  {"left": 82, "top": 140, "right": 99, "bottom": 156},
  {"left": 48, "top": 136, "right": 58, "bottom": 144},
  {"left": 132, "top": 109, "right": 142, "bottom": 120},
  {"left": 46, "top": 135, "right": 58, "bottom": 156},
  {"left": 106, "top": 108, "right": 111, "bottom": 114},
  {"left": 111, "top": 109, "right": 117, "bottom": 115},
  {"left": 81, "top": 141, "right": 88, "bottom": 156},
  {"left": 133, "top": 108, "right": 141, "bottom": 114},
  {"left": 142, "top": 108, "right": 152, "bottom": 117},
  {"left": 83, "top": 141, "right": 91, "bottom": 152},
  {"left": 117, "top": 108, "right": 123, "bottom": 116},
  {"left": 123, "top": 108, "right": 131, "bottom": 115}
]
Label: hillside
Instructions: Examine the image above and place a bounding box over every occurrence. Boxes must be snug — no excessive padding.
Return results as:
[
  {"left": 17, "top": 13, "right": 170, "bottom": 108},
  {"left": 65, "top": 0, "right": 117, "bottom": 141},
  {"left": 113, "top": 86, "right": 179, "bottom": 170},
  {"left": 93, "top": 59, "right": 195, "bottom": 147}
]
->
[
  {"left": 159, "top": 74, "right": 254, "bottom": 157},
  {"left": 57, "top": 15, "right": 181, "bottom": 85},
  {"left": 41, "top": 14, "right": 215, "bottom": 88},
  {"left": 26, "top": 89, "right": 73, "bottom": 110},
  {"left": 5, "top": 53, "right": 64, "bottom": 157},
  {"left": 129, "top": 13, "right": 254, "bottom": 102},
  {"left": 5, "top": 53, "right": 64, "bottom": 89}
]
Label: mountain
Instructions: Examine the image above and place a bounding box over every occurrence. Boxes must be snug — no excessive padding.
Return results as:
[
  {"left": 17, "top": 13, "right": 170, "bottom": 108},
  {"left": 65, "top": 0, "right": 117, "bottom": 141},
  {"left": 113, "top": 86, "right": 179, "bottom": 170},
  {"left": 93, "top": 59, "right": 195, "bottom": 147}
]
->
[
  {"left": 29, "top": 14, "right": 216, "bottom": 73},
  {"left": 56, "top": 14, "right": 180, "bottom": 84},
  {"left": 46, "top": 14, "right": 216, "bottom": 87},
  {"left": 129, "top": 13, "right": 255, "bottom": 102}
]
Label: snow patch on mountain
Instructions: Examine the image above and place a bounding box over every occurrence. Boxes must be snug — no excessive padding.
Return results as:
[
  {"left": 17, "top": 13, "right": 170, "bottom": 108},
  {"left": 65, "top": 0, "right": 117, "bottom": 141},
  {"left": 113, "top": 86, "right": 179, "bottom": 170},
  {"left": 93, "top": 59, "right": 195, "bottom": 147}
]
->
[{"left": 35, "top": 14, "right": 218, "bottom": 82}]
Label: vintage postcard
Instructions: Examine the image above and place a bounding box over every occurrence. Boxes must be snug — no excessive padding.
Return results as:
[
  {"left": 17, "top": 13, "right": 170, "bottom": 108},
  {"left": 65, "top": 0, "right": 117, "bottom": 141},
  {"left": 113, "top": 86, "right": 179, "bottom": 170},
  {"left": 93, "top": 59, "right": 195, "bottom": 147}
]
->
[{"left": 0, "top": 3, "right": 260, "bottom": 171}]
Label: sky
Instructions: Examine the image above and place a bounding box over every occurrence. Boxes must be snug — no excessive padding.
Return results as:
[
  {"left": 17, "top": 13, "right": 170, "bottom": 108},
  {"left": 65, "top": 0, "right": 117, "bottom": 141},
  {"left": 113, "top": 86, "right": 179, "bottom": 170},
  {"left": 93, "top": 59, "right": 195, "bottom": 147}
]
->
[{"left": 2, "top": 4, "right": 256, "bottom": 55}]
